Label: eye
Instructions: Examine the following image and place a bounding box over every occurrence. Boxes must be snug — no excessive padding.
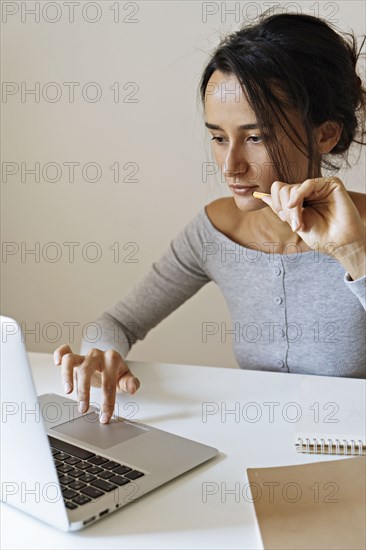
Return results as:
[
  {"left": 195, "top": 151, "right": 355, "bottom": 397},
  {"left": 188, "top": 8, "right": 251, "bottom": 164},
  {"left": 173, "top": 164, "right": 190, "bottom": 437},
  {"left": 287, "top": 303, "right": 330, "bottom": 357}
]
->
[
  {"left": 210, "top": 135, "right": 263, "bottom": 145},
  {"left": 247, "top": 135, "right": 263, "bottom": 143}
]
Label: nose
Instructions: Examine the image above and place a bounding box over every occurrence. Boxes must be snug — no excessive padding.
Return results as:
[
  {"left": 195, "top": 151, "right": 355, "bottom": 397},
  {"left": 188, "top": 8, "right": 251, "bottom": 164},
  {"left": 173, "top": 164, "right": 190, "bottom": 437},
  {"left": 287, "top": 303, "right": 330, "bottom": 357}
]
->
[{"left": 222, "top": 145, "right": 249, "bottom": 180}]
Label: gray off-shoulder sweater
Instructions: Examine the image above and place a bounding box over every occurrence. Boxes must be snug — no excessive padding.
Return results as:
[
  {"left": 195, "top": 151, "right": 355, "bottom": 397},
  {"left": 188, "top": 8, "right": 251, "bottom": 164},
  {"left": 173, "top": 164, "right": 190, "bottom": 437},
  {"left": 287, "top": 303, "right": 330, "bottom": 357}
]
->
[{"left": 80, "top": 207, "right": 366, "bottom": 378}]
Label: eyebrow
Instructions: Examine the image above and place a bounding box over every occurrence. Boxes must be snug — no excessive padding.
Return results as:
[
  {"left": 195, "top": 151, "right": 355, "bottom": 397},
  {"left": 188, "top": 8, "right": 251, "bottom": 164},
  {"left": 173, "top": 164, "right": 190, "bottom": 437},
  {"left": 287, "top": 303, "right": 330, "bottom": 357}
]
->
[{"left": 205, "top": 122, "right": 261, "bottom": 131}]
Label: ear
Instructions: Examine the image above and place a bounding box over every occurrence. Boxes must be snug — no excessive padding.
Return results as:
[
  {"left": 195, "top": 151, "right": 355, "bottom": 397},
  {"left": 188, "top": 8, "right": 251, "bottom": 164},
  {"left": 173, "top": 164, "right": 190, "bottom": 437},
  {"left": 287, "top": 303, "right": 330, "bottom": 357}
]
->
[{"left": 314, "top": 120, "right": 343, "bottom": 154}]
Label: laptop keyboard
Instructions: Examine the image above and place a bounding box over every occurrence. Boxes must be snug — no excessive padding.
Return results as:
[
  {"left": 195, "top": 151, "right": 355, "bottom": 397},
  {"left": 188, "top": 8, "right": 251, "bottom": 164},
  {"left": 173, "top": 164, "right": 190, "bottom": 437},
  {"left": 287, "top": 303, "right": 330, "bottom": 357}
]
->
[{"left": 48, "top": 436, "right": 145, "bottom": 510}]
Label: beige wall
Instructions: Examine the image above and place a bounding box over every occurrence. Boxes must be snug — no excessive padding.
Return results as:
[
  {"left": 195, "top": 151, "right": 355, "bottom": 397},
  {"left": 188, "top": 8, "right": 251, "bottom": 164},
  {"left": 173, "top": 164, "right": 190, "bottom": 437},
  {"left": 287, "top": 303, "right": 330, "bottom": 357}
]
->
[{"left": 2, "top": 0, "right": 365, "bottom": 368}]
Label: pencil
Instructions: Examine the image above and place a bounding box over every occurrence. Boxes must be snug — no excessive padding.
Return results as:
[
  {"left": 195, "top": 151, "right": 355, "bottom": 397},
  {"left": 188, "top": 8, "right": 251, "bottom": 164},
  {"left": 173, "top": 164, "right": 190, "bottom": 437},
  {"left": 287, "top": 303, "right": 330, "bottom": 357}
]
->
[
  {"left": 252, "top": 191, "right": 271, "bottom": 199},
  {"left": 253, "top": 190, "right": 307, "bottom": 207}
]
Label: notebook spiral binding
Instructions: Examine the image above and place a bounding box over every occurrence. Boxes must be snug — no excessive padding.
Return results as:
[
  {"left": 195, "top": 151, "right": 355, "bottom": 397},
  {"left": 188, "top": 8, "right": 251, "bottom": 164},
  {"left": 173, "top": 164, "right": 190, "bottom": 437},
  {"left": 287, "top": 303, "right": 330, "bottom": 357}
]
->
[{"left": 296, "top": 437, "right": 366, "bottom": 455}]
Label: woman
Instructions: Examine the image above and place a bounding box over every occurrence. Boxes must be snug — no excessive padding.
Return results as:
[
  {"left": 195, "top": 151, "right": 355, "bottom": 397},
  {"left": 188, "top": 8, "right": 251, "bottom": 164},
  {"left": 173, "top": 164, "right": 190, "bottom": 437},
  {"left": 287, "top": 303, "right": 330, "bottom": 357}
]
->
[{"left": 54, "top": 11, "right": 366, "bottom": 424}]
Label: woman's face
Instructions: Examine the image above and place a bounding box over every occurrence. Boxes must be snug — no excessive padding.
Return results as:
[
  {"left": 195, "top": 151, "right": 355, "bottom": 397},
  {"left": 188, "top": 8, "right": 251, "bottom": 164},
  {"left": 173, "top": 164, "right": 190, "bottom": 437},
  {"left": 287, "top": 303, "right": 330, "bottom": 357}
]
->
[{"left": 204, "top": 70, "right": 313, "bottom": 212}]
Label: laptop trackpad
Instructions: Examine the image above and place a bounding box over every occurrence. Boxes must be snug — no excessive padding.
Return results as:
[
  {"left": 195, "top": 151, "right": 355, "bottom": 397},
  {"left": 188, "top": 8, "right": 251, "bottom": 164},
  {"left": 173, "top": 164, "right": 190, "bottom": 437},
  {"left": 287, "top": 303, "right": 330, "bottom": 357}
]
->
[{"left": 51, "top": 412, "right": 148, "bottom": 449}]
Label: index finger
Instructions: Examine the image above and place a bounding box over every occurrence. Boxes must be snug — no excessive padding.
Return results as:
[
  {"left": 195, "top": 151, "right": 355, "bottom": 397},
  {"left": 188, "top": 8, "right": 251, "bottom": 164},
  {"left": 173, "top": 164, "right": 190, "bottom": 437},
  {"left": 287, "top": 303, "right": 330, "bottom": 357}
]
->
[{"left": 286, "top": 177, "right": 341, "bottom": 208}]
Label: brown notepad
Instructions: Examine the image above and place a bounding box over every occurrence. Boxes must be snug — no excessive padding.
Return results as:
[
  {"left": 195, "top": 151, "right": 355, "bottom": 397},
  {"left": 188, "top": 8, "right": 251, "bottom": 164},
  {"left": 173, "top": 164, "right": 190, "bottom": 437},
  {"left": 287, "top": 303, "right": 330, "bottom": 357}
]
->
[{"left": 247, "top": 457, "right": 366, "bottom": 550}]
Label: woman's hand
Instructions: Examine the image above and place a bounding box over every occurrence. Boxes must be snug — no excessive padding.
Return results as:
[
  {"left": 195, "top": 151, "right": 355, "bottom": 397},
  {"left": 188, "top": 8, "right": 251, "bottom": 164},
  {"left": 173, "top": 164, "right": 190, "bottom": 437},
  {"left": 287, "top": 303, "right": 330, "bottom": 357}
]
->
[
  {"left": 53, "top": 345, "right": 140, "bottom": 424},
  {"left": 259, "top": 177, "right": 365, "bottom": 258}
]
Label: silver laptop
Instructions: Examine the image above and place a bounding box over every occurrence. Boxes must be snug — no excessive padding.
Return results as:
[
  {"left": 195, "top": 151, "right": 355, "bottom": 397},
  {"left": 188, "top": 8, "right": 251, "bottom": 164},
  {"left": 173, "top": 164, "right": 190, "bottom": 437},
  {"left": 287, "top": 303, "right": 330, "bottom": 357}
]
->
[{"left": 0, "top": 315, "right": 219, "bottom": 531}]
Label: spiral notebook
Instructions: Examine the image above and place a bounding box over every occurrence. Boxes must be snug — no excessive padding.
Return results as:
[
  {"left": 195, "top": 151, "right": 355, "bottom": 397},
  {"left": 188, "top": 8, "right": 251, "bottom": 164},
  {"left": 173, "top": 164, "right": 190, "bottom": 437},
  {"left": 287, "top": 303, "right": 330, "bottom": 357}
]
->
[{"left": 294, "top": 376, "right": 366, "bottom": 455}]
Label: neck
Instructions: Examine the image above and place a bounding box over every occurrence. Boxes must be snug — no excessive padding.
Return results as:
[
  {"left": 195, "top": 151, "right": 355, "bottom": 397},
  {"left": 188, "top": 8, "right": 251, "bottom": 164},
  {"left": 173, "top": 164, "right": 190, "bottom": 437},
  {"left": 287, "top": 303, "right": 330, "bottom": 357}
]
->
[{"left": 249, "top": 205, "right": 306, "bottom": 252}]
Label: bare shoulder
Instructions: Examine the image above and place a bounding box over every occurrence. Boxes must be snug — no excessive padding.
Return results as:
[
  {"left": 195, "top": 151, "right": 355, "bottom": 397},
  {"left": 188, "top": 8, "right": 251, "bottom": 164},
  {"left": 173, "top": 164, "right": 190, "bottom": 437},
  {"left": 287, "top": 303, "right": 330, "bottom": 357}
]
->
[
  {"left": 348, "top": 191, "right": 366, "bottom": 223},
  {"left": 204, "top": 197, "right": 241, "bottom": 233},
  {"left": 204, "top": 197, "right": 266, "bottom": 249}
]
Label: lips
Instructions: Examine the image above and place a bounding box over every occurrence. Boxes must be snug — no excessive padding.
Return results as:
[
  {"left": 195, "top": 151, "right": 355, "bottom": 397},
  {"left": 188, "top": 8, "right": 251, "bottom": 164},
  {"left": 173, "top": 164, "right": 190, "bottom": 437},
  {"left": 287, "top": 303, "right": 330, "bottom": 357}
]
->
[{"left": 230, "top": 185, "right": 258, "bottom": 189}]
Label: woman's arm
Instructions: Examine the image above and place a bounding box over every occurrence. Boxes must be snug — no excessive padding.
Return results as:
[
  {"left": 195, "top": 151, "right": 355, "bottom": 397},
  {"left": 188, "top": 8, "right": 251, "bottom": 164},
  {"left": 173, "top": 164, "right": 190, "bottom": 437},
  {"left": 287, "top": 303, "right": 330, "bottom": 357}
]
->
[
  {"left": 333, "top": 240, "right": 366, "bottom": 281},
  {"left": 258, "top": 177, "right": 366, "bottom": 309},
  {"left": 336, "top": 240, "right": 366, "bottom": 309},
  {"left": 79, "top": 210, "right": 212, "bottom": 358}
]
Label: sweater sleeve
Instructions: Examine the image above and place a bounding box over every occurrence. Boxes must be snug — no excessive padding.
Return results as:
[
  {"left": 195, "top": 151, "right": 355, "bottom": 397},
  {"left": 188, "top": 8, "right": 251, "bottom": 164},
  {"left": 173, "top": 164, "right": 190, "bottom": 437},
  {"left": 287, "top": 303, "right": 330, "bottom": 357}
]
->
[
  {"left": 343, "top": 272, "right": 366, "bottom": 310},
  {"left": 79, "top": 210, "right": 212, "bottom": 358}
]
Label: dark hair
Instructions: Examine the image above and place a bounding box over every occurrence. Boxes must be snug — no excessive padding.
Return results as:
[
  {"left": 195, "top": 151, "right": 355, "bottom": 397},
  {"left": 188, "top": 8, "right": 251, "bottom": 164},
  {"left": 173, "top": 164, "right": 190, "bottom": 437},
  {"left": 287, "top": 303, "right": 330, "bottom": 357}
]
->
[{"left": 198, "top": 10, "right": 366, "bottom": 183}]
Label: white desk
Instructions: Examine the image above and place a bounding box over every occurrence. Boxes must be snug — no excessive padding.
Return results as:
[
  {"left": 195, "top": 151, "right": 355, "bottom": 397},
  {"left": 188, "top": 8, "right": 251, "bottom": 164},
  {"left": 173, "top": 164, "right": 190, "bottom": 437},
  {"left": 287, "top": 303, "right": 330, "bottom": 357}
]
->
[{"left": 1, "top": 352, "right": 356, "bottom": 549}]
